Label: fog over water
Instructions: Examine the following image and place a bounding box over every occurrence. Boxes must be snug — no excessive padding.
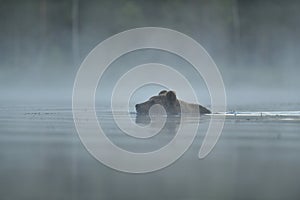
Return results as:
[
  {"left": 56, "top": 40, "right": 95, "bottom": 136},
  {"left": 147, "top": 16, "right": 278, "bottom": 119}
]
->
[
  {"left": 1, "top": 1, "right": 300, "bottom": 200},
  {"left": 0, "top": 0, "right": 299, "bottom": 109}
]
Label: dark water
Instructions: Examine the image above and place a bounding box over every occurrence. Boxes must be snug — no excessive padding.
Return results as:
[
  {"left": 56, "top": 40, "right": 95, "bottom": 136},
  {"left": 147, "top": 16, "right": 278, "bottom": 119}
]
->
[{"left": 1, "top": 104, "right": 300, "bottom": 200}]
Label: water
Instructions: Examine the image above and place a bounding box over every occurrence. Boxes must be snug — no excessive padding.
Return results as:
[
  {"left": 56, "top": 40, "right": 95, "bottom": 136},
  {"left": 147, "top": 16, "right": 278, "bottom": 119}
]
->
[{"left": 1, "top": 104, "right": 300, "bottom": 200}]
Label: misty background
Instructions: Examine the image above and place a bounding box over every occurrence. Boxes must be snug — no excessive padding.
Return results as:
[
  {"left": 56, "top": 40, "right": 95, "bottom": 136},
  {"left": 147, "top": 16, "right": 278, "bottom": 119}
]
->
[{"left": 0, "top": 0, "right": 299, "bottom": 108}]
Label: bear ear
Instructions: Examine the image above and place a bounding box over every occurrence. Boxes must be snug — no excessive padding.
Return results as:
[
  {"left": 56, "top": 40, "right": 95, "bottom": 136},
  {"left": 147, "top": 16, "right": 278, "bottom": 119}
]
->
[
  {"left": 159, "top": 90, "right": 167, "bottom": 95},
  {"left": 166, "top": 91, "right": 177, "bottom": 102}
]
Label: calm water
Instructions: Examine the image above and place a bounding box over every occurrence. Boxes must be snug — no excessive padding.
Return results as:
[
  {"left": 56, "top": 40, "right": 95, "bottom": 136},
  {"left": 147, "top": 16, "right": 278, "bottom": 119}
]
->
[{"left": 1, "top": 104, "right": 300, "bottom": 200}]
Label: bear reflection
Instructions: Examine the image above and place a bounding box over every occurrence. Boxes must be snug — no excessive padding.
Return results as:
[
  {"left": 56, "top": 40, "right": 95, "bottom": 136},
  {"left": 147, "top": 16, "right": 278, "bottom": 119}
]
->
[{"left": 135, "top": 114, "right": 181, "bottom": 135}]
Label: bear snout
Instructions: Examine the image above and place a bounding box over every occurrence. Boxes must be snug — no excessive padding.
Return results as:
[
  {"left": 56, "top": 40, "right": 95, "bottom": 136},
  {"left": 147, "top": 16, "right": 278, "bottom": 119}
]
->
[
  {"left": 135, "top": 103, "right": 148, "bottom": 114},
  {"left": 135, "top": 104, "right": 141, "bottom": 112}
]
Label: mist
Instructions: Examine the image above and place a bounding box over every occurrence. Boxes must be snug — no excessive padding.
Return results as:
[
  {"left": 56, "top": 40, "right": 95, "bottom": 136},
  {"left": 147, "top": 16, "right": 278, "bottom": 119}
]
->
[
  {"left": 1, "top": 0, "right": 299, "bottom": 109},
  {"left": 2, "top": 2, "right": 300, "bottom": 199}
]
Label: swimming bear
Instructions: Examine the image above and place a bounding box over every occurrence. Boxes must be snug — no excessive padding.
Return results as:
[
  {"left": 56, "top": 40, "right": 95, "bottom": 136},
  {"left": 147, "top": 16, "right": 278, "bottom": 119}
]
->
[{"left": 135, "top": 90, "right": 211, "bottom": 115}]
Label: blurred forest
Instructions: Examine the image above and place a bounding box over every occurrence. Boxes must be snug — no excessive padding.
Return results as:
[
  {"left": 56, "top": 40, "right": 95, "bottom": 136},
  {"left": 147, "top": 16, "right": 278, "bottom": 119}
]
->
[{"left": 0, "top": 0, "right": 299, "bottom": 101}]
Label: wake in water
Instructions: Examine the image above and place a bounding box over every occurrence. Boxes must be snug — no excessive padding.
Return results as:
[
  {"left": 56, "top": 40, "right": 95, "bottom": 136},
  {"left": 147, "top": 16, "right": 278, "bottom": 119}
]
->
[{"left": 213, "top": 111, "right": 300, "bottom": 122}]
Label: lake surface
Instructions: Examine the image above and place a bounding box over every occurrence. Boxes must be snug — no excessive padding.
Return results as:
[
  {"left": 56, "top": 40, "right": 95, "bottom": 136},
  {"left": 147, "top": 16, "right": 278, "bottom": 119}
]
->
[{"left": 1, "top": 104, "right": 300, "bottom": 200}]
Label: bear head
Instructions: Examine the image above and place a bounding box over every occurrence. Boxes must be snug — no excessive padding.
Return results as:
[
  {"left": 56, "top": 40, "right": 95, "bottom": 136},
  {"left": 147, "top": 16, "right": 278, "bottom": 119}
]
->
[{"left": 135, "top": 90, "right": 180, "bottom": 115}]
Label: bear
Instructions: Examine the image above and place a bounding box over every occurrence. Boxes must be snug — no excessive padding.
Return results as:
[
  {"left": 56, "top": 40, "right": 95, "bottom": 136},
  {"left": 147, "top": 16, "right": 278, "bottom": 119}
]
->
[{"left": 135, "top": 90, "right": 211, "bottom": 115}]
